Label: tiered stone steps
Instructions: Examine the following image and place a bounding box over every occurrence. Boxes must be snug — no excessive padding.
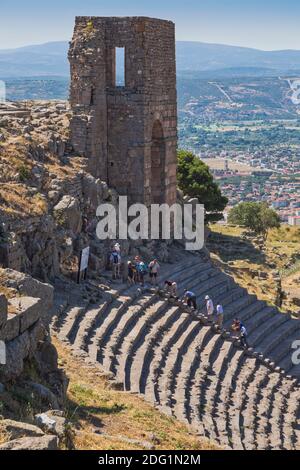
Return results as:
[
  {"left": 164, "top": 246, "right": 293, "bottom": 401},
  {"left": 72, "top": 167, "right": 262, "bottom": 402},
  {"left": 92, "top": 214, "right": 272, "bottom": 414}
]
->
[{"left": 52, "top": 252, "right": 300, "bottom": 449}]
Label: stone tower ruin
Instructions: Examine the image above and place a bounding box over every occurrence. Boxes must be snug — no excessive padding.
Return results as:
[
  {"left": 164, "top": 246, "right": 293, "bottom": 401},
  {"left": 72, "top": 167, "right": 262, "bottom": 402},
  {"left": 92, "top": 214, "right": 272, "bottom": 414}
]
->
[{"left": 69, "top": 16, "right": 178, "bottom": 206}]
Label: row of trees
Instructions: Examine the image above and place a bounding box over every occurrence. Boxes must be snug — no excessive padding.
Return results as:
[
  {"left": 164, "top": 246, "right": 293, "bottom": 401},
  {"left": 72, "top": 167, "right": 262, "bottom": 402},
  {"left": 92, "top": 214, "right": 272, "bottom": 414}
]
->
[{"left": 177, "top": 149, "right": 281, "bottom": 235}]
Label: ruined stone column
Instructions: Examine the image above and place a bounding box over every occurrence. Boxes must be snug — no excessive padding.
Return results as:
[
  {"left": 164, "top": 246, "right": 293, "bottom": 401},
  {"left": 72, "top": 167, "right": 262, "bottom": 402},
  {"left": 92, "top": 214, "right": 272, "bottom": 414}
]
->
[{"left": 69, "top": 16, "right": 177, "bottom": 207}]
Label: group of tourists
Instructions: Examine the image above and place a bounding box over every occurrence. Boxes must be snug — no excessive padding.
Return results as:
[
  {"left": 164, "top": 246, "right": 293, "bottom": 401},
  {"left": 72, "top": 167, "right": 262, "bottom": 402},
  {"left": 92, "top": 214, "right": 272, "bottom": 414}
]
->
[
  {"left": 109, "top": 244, "right": 161, "bottom": 286},
  {"left": 127, "top": 257, "right": 160, "bottom": 286},
  {"left": 181, "top": 292, "right": 224, "bottom": 331},
  {"left": 166, "top": 287, "right": 249, "bottom": 348},
  {"left": 109, "top": 245, "right": 249, "bottom": 349}
]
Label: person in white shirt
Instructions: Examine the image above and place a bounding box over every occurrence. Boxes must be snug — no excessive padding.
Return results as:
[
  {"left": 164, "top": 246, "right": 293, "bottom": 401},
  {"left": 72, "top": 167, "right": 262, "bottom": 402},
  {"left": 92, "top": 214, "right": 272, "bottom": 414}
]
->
[
  {"left": 205, "top": 295, "right": 214, "bottom": 320},
  {"left": 239, "top": 323, "right": 249, "bottom": 348},
  {"left": 216, "top": 304, "right": 224, "bottom": 330}
]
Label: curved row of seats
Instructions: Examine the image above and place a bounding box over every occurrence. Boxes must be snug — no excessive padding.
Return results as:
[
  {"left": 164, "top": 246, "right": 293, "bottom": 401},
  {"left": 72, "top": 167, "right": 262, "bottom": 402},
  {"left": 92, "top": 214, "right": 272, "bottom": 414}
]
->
[{"left": 52, "top": 252, "right": 300, "bottom": 449}]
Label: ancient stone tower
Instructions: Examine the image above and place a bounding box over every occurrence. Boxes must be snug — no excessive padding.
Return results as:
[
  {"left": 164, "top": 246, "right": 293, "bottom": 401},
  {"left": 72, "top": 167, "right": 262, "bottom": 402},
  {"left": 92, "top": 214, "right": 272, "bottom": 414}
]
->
[{"left": 69, "top": 16, "right": 178, "bottom": 206}]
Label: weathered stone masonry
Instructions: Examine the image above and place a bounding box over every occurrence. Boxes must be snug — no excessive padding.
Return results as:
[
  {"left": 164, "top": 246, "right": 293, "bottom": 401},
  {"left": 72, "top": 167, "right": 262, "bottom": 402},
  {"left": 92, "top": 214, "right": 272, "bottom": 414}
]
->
[
  {"left": 0, "top": 269, "right": 66, "bottom": 392},
  {"left": 69, "top": 16, "right": 178, "bottom": 206}
]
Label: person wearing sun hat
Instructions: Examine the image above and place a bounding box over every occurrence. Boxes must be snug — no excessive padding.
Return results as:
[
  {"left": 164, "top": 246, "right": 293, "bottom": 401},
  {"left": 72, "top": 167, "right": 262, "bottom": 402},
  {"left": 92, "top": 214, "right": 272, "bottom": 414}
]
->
[{"left": 205, "top": 295, "right": 214, "bottom": 320}]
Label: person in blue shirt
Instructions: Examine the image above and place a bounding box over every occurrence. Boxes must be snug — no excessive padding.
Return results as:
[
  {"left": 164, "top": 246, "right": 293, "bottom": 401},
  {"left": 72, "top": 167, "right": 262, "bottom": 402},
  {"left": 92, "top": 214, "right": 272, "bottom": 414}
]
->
[
  {"left": 232, "top": 319, "right": 249, "bottom": 348},
  {"left": 137, "top": 261, "right": 147, "bottom": 286},
  {"left": 110, "top": 250, "right": 121, "bottom": 280},
  {"left": 183, "top": 289, "right": 197, "bottom": 310}
]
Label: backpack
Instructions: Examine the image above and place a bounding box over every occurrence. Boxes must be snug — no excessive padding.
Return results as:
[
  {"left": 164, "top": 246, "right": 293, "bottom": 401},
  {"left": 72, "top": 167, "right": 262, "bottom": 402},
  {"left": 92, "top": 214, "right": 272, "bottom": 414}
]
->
[{"left": 138, "top": 262, "right": 147, "bottom": 273}]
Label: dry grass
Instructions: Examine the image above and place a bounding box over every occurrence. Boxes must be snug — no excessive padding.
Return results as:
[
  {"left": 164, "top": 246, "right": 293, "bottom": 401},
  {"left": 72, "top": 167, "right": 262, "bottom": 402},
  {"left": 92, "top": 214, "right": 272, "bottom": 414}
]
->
[
  {"left": 0, "top": 137, "right": 34, "bottom": 182},
  {"left": 209, "top": 224, "right": 300, "bottom": 313},
  {"left": 0, "top": 286, "right": 14, "bottom": 300},
  {"left": 210, "top": 224, "right": 246, "bottom": 238},
  {"left": 0, "top": 183, "right": 48, "bottom": 219},
  {"left": 53, "top": 337, "right": 219, "bottom": 451},
  {"left": 0, "top": 425, "right": 10, "bottom": 445},
  {"left": 0, "top": 110, "right": 82, "bottom": 221},
  {"left": 268, "top": 226, "right": 300, "bottom": 273},
  {"left": 44, "top": 155, "right": 87, "bottom": 181},
  {"left": 0, "top": 269, "right": 17, "bottom": 299}
]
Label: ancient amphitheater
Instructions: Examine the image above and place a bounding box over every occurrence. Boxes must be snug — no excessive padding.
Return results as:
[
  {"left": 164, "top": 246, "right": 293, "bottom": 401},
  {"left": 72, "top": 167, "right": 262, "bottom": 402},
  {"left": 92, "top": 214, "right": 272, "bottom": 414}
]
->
[
  {"left": 61, "top": 17, "right": 300, "bottom": 449},
  {"left": 0, "top": 16, "right": 299, "bottom": 451},
  {"left": 53, "top": 246, "right": 300, "bottom": 450}
]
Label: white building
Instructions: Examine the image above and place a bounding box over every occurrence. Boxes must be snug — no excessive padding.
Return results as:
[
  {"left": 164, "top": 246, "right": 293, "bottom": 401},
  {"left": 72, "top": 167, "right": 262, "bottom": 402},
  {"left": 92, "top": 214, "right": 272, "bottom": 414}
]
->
[{"left": 288, "top": 216, "right": 300, "bottom": 226}]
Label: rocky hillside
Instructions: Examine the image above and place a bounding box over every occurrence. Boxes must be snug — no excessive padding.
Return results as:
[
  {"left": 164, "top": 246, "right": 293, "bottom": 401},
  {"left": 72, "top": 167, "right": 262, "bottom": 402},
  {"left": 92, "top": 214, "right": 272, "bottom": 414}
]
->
[
  {"left": 0, "top": 100, "right": 117, "bottom": 283},
  {"left": 0, "top": 100, "right": 173, "bottom": 282}
]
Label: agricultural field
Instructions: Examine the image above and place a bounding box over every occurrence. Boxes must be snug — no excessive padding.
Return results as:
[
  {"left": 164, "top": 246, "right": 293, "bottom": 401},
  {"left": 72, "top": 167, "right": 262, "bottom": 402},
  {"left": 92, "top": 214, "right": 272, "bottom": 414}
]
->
[{"left": 202, "top": 157, "right": 253, "bottom": 173}]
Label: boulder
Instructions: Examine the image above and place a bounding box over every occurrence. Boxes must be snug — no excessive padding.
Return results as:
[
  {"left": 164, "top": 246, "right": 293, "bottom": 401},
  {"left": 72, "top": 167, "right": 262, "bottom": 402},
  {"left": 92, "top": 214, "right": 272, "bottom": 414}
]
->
[
  {"left": 1, "top": 305, "right": 44, "bottom": 346},
  {"left": 4, "top": 330, "right": 31, "bottom": 378},
  {"left": 58, "top": 236, "right": 74, "bottom": 263},
  {"left": 45, "top": 369, "right": 69, "bottom": 407},
  {"left": 36, "top": 340, "right": 58, "bottom": 373},
  {"left": 0, "top": 419, "right": 44, "bottom": 440},
  {"left": 25, "top": 381, "right": 60, "bottom": 410},
  {"left": 48, "top": 190, "right": 60, "bottom": 205},
  {"left": 107, "top": 380, "right": 124, "bottom": 391},
  {"left": 0, "top": 270, "right": 53, "bottom": 314},
  {"left": 34, "top": 414, "right": 56, "bottom": 434},
  {"left": 0, "top": 435, "right": 58, "bottom": 450},
  {"left": 29, "top": 320, "right": 46, "bottom": 352},
  {"left": 54, "top": 195, "right": 82, "bottom": 234},
  {"left": 35, "top": 411, "right": 67, "bottom": 438},
  {"left": 57, "top": 140, "right": 66, "bottom": 158},
  {"left": 9, "top": 296, "right": 41, "bottom": 334},
  {"left": 0, "top": 313, "right": 20, "bottom": 342},
  {"left": 82, "top": 174, "right": 109, "bottom": 209}
]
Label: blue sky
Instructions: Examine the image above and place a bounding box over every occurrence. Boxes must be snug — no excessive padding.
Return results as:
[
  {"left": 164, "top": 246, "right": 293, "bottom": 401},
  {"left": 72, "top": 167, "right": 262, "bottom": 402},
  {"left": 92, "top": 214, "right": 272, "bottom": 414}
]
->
[{"left": 1, "top": 0, "right": 300, "bottom": 50}]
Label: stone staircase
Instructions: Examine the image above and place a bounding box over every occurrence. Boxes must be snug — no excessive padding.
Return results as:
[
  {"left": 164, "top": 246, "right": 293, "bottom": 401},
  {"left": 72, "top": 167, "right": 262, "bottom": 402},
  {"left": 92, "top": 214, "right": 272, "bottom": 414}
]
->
[{"left": 52, "top": 251, "right": 300, "bottom": 449}]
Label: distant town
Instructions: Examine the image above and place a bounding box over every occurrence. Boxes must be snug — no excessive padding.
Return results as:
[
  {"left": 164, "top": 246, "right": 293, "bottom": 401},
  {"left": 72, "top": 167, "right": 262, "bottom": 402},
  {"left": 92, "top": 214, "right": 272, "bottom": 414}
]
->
[
  {"left": 2, "top": 70, "right": 300, "bottom": 225},
  {"left": 177, "top": 74, "right": 300, "bottom": 224},
  {"left": 200, "top": 151, "right": 300, "bottom": 224}
]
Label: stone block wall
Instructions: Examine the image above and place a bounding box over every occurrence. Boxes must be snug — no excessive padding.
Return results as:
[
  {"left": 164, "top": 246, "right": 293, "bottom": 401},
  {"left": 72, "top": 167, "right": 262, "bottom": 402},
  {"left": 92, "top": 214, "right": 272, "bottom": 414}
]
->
[{"left": 0, "top": 270, "right": 54, "bottom": 380}]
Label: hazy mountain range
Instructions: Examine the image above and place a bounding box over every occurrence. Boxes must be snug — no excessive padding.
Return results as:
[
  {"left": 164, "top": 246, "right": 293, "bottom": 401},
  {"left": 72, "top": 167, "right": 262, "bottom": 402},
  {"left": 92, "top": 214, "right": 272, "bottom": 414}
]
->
[{"left": 1, "top": 40, "right": 300, "bottom": 78}]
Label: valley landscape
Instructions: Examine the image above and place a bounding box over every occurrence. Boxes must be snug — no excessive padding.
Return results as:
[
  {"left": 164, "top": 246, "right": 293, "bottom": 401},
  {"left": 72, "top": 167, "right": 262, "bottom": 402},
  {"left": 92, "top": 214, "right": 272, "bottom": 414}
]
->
[{"left": 2, "top": 40, "right": 300, "bottom": 220}]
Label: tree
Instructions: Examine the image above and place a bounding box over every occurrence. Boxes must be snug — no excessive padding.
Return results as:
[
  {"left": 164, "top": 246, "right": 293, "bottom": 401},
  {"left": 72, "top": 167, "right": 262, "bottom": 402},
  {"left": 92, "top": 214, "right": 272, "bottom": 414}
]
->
[
  {"left": 228, "top": 202, "right": 280, "bottom": 237},
  {"left": 177, "top": 150, "right": 228, "bottom": 222}
]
